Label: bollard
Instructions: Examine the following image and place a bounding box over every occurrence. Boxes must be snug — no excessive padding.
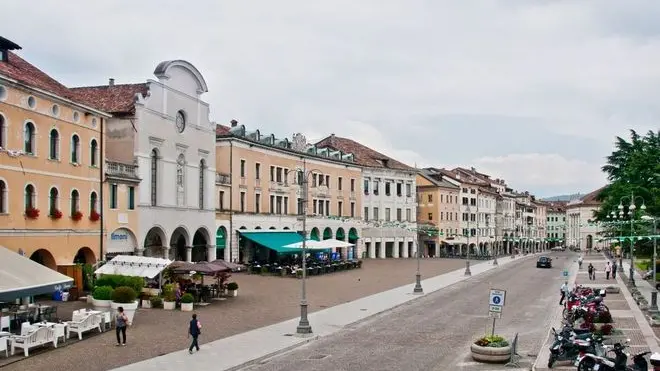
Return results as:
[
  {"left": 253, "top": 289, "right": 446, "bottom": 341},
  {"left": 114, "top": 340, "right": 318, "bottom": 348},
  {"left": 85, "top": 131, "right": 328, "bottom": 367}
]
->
[{"left": 652, "top": 291, "right": 659, "bottom": 313}]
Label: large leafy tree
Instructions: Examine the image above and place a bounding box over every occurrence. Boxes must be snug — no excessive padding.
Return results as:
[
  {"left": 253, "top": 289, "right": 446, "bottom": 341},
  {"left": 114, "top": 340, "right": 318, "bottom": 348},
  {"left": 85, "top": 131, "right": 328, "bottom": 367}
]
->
[{"left": 594, "top": 130, "right": 660, "bottom": 255}]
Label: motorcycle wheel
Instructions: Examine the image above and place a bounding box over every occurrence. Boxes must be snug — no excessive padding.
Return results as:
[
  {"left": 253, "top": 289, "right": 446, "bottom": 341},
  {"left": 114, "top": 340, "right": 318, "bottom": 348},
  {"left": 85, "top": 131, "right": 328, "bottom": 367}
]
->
[
  {"left": 548, "top": 353, "right": 556, "bottom": 368},
  {"left": 577, "top": 357, "right": 596, "bottom": 371},
  {"left": 562, "top": 308, "right": 568, "bottom": 319}
]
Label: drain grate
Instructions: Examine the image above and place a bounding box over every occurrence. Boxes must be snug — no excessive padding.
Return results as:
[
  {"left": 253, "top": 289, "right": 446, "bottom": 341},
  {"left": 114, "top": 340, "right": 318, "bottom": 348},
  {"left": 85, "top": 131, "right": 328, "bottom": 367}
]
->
[
  {"left": 308, "top": 354, "right": 329, "bottom": 360},
  {"left": 283, "top": 333, "right": 294, "bottom": 336}
]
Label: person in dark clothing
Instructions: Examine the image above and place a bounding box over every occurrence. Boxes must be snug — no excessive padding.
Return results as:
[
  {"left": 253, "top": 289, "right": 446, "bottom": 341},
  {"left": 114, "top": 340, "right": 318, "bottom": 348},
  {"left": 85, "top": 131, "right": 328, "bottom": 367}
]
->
[
  {"left": 612, "top": 262, "right": 617, "bottom": 279},
  {"left": 115, "top": 306, "right": 128, "bottom": 346},
  {"left": 188, "top": 313, "right": 202, "bottom": 354}
]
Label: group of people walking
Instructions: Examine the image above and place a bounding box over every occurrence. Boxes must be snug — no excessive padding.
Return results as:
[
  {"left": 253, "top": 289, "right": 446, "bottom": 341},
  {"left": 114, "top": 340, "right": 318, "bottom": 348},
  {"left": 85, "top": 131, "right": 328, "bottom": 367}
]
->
[{"left": 577, "top": 255, "right": 617, "bottom": 281}]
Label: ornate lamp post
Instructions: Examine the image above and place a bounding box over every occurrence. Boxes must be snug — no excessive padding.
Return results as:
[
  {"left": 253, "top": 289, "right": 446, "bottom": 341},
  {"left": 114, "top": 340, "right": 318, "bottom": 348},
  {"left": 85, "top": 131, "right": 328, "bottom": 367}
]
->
[
  {"left": 618, "top": 193, "right": 646, "bottom": 286},
  {"left": 413, "top": 230, "right": 424, "bottom": 294},
  {"left": 642, "top": 216, "right": 658, "bottom": 293},
  {"left": 465, "top": 205, "right": 472, "bottom": 276}
]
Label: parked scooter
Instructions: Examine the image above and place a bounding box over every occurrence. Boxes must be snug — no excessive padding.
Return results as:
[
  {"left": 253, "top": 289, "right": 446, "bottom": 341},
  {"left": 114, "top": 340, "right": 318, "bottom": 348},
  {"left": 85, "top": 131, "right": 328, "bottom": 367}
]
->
[
  {"left": 548, "top": 328, "right": 605, "bottom": 368},
  {"left": 577, "top": 340, "right": 650, "bottom": 370},
  {"left": 650, "top": 352, "right": 660, "bottom": 371}
]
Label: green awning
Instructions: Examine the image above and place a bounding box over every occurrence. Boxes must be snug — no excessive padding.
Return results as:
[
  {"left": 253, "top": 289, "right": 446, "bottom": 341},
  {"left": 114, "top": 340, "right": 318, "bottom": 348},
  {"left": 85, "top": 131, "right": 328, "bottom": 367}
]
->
[{"left": 240, "top": 231, "right": 305, "bottom": 254}]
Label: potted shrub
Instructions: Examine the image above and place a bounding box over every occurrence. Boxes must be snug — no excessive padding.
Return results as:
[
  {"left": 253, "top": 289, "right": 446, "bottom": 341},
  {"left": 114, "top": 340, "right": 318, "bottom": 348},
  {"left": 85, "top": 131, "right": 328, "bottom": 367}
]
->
[
  {"left": 92, "top": 286, "right": 113, "bottom": 308},
  {"left": 110, "top": 286, "right": 138, "bottom": 323},
  {"left": 180, "top": 293, "right": 194, "bottom": 312},
  {"left": 25, "top": 207, "right": 40, "bottom": 219},
  {"left": 162, "top": 284, "right": 176, "bottom": 310},
  {"left": 89, "top": 210, "right": 100, "bottom": 222},
  {"left": 150, "top": 296, "right": 163, "bottom": 309},
  {"left": 227, "top": 282, "right": 239, "bottom": 296},
  {"left": 471, "top": 335, "right": 511, "bottom": 363}
]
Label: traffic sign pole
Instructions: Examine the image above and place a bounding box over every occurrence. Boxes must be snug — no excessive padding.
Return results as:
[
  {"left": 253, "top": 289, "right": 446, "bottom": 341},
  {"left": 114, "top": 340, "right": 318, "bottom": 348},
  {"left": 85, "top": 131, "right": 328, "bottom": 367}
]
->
[{"left": 488, "top": 289, "right": 506, "bottom": 336}]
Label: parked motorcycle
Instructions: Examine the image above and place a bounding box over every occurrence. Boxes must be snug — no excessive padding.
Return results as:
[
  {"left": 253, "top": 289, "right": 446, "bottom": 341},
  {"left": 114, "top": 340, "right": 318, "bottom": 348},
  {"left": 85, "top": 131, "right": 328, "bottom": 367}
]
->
[
  {"left": 650, "top": 352, "right": 660, "bottom": 371},
  {"left": 577, "top": 340, "right": 650, "bottom": 370},
  {"left": 548, "top": 328, "right": 605, "bottom": 368}
]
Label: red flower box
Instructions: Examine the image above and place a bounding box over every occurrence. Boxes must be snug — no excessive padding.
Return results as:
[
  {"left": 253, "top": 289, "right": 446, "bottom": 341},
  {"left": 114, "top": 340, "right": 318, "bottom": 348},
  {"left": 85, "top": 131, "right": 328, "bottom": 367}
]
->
[
  {"left": 89, "top": 210, "right": 100, "bottom": 222},
  {"left": 25, "top": 207, "right": 40, "bottom": 219},
  {"left": 71, "top": 211, "right": 84, "bottom": 221},
  {"left": 50, "top": 209, "right": 63, "bottom": 220}
]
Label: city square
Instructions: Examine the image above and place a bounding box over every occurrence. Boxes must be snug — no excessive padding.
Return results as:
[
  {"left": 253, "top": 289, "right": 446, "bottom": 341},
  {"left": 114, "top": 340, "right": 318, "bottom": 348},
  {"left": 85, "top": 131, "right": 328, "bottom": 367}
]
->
[{"left": 2, "top": 2, "right": 660, "bottom": 371}]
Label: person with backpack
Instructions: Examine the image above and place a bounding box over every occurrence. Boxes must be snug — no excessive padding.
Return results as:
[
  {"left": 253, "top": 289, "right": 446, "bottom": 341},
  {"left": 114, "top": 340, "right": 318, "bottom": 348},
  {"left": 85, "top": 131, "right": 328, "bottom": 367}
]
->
[
  {"left": 115, "top": 306, "right": 129, "bottom": 346},
  {"left": 188, "top": 313, "right": 202, "bottom": 354}
]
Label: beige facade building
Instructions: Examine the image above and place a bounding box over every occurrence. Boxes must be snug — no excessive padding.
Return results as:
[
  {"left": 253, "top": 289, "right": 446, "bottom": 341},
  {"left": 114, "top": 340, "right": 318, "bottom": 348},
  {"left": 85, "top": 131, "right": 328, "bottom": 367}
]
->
[
  {"left": 566, "top": 187, "right": 604, "bottom": 251},
  {"left": 215, "top": 122, "right": 363, "bottom": 263},
  {"left": 416, "top": 169, "right": 460, "bottom": 256},
  {"left": 0, "top": 39, "right": 117, "bottom": 269}
]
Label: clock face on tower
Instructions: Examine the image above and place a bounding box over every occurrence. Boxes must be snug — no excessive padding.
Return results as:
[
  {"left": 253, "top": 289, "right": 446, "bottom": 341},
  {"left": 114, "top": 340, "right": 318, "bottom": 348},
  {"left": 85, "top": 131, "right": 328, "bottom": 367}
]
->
[{"left": 176, "top": 110, "right": 186, "bottom": 133}]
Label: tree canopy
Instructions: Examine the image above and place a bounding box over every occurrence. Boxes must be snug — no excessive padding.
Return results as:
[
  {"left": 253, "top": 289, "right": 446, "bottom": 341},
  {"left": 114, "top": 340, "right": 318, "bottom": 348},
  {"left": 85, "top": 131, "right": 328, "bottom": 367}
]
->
[{"left": 594, "top": 130, "right": 660, "bottom": 252}]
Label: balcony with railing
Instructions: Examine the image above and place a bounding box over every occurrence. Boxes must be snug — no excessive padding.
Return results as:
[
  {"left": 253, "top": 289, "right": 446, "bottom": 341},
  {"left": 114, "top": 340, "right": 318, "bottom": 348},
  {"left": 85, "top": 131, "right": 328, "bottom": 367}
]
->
[
  {"left": 106, "top": 161, "right": 140, "bottom": 181},
  {"left": 216, "top": 172, "right": 231, "bottom": 185}
]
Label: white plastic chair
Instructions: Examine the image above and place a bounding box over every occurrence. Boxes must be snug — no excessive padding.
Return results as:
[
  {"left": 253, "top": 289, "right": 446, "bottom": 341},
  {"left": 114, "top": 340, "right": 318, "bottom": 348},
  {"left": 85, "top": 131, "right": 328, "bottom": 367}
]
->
[
  {"left": 0, "top": 337, "right": 7, "bottom": 357},
  {"left": 0, "top": 316, "right": 9, "bottom": 332},
  {"left": 20, "top": 322, "right": 35, "bottom": 336}
]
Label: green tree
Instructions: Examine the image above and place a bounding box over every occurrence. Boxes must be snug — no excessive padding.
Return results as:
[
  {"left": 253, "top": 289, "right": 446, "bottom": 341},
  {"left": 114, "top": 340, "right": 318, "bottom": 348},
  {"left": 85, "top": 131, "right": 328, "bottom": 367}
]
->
[{"left": 595, "top": 130, "right": 660, "bottom": 256}]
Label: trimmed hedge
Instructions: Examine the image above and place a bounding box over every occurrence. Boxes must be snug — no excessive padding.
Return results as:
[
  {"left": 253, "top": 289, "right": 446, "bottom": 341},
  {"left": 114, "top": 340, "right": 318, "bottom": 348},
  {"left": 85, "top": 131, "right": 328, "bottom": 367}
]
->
[
  {"left": 95, "top": 274, "right": 145, "bottom": 293},
  {"left": 111, "top": 286, "right": 138, "bottom": 303}
]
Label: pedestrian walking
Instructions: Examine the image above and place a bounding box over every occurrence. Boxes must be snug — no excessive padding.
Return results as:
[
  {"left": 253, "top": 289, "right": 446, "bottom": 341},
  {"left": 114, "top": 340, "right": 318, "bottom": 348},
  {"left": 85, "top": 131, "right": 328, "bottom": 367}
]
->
[
  {"left": 612, "top": 262, "right": 617, "bottom": 279},
  {"left": 588, "top": 263, "right": 595, "bottom": 280},
  {"left": 115, "top": 306, "right": 128, "bottom": 346},
  {"left": 605, "top": 262, "right": 612, "bottom": 280},
  {"left": 578, "top": 255, "right": 583, "bottom": 269},
  {"left": 560, "top": 281, "right": 570, "bottom": 306},
  {"left": 188, "top": 313, "right": 202, "bottom": 354}
]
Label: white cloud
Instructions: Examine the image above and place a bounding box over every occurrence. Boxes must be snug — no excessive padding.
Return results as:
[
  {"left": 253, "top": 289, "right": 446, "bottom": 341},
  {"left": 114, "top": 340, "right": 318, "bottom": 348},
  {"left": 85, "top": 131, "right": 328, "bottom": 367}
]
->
[
  {"left": 470, "top": 153, "right": 607, "bottom": 195},
  {"left": 3, "top": 0, "right": 659, "bottom": 194}
]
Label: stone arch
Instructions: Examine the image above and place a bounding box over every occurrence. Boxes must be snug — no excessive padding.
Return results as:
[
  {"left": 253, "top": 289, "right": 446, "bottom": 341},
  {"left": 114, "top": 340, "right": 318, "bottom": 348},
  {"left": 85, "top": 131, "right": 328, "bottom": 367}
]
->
[
  {"left": 239, "top": 226, "right": 247, "bottom": 230},
  {"left": 283, "top": 226, "right": 290, "bottom": 230},
  {"left": 348, "top": 228, "right": 359, "bottom": 243},
  {"left": 310, "top": 227, "right": 320, "bottom": 241},
  {"left": 336, "top": 227, "right": 346, "bottom": 241},
  {"left": 192, "top": 227, "right": 210, "bottom": 262},
  {"left": 153, "top": 60, "right": 209, "bottom": 93},
  {"left": 171, "top": 226, "right": 190, "bottom": 261},
  {"left": 30, "top": 249, "right": 57, "bottom": 270},
  {"left": 586, "top": 235, "right": 593, "bottom": 250},
  {"left": 254, "top": 226, "right": 262, "bottom": 230},
  {"left": 323, "top": 227, "right": 333, "bottom": 240},
  {"left": 483, "top": 242, "right": 490, "bottom": 254},
  {"left": 73, "top": 247, "right": 96, "bottom": 264},
  {"left": 216, "top": 226, "right": 227, "bottom": 249},
  {"left": 269, "top": 226, "right": 276, "bottom": 230},
  {"left": 144, "top": 226, "right": 167, "bottom": 257}
]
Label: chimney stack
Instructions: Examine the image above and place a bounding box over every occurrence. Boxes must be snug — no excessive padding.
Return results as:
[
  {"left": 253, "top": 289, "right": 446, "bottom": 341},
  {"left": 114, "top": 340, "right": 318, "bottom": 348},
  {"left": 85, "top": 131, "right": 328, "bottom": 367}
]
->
[
  {"left": 230, "top": 119, "right": 238, "bottom": 128},
  {"left": 108, "top": 78, "right": 115, "bottom": 86}
]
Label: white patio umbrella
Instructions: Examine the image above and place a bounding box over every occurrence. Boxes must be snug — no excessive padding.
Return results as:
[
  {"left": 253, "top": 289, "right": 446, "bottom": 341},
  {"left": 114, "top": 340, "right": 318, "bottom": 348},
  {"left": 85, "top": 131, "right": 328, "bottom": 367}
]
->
[
  {"left": 283, "top": 239, "right": 330, "bottom": 250},
  {"left": 316, "top": 239, "right": 355, "bottom": 249}
]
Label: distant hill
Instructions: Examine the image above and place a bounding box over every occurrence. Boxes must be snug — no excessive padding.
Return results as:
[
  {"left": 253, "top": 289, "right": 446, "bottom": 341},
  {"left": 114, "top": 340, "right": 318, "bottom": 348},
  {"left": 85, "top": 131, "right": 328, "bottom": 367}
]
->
[{"left": 542, "top": 193, "right": 583, "bottom": 202}]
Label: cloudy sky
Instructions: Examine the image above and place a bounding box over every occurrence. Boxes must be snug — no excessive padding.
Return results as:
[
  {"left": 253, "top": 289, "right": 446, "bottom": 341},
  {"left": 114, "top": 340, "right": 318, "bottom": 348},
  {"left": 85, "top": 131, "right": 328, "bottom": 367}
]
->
[{"left": 5, "top": 1, "right": 659, "bottom": 197}]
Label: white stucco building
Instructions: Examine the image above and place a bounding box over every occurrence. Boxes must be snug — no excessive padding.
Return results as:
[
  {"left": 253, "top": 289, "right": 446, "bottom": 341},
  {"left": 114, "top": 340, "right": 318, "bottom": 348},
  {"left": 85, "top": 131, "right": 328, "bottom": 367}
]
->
[
  {"left": 315, "top": 135, "right": 418, "bottom": 259},
  {"left": 74, "top": 60, "right": 217, "bottom": 262},
  {"left": 566, "top": 187, "right": 604, "bottom": 251}
]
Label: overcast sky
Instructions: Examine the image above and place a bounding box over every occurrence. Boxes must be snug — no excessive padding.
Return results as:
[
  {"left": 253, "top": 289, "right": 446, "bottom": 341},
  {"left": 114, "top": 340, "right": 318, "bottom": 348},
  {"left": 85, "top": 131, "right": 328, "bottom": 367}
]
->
[{"left": 5, "top": 1, "right": 659, "bottom": 197}]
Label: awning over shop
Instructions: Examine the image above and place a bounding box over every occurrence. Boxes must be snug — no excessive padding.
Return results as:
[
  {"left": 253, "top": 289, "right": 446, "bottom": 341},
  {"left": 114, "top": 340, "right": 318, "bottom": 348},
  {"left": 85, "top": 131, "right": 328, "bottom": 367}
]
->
[
  {"left": 0, "top": 247, "right": 73, "bottom": 302},
  {"left": 315, "top": 239, "right": 355, "bottom": 249},
  {"left": 94, "top": 255, "right": 172, "bottom": 279},
  {"left": 240, "top": 231, "right": 306, "bottom": 254}
]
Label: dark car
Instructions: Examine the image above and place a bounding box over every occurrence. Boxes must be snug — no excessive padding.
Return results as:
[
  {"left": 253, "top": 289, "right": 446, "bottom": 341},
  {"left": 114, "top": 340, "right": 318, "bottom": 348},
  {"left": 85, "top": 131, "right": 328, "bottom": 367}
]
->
[{"left": 536, "top": 256, "right": 552, "bottom": 268}]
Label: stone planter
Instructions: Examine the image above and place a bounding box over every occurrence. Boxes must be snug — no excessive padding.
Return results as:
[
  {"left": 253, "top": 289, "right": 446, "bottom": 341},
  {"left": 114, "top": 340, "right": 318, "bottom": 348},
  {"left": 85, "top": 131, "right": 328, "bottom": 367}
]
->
[
  {"left": 141, "top": 299, "right": 152, "bottom": 308},
  {"left": 228, "top": 289, "right": 238, "bottom": 297},
  {"left": 86, "top": 296, "right": 94, "bottom": 304},
  {"left": 649, "top": 317, "right": 660, "bottom": 327},
  {"left": 142, "top": 288, "right": 160, "bottom": 296},
  {"left": 470, "top": 343, "right": 512, "bottom": 363},
  {"left": 92, "top": 298, "right": 112, "bottom": 308},
  {"left": 111, "top": 301, "right": 138, "bottom": 324},
  {"left": 639, "top": 302, "right": 649, "bottom": 310},
  {"left": 163, "top": 301, "right": 176, "bottom": 310},
  {"left": 181, "top": 302, "right": 193, "bottom": 312}
]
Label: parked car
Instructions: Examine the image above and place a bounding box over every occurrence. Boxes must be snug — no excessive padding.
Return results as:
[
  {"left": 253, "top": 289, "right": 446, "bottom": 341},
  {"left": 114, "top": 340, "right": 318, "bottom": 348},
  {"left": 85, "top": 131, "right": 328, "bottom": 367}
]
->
[{"left": 536, "top": 256, "right": 552, "bottom": 268}]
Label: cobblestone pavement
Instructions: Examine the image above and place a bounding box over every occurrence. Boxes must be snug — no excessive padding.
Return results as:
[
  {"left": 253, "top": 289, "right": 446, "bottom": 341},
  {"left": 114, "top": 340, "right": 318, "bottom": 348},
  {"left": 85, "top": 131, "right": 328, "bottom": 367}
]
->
[
  {"left": 233, "top": 252, "right": 574, "bottom": 371},
  {"left": 0, "top": 258, "right": 473, "bottom": 371}
]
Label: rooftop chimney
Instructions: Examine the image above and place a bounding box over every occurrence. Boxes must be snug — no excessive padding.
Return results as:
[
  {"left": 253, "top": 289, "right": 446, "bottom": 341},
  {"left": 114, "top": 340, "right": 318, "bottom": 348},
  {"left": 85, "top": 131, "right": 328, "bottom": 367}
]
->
[
  {"left": 230, "top": 119, "right": 238, "bottom": 128},
  {"left": 108, "top": 78, "right": 115, "bottom": 86},
  {"left": 471, "top": 167, "right": 476, "bottom": 173},
  {"left": 0, "top": 36, "right": 22, "bottom": 63}
]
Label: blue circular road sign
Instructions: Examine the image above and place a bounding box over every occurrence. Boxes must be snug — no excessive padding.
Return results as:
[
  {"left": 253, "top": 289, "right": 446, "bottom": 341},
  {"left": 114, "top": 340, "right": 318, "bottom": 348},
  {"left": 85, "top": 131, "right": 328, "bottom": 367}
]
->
[{"left": 492, "top": 296, "right": 501, "bottom": 305}]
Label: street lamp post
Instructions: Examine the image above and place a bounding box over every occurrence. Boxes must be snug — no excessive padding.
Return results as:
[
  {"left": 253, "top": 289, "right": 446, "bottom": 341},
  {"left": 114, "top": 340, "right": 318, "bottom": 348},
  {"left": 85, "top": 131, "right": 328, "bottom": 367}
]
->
[
  {"left": 609, "top": 212, "right": 625, "bottom": 273},
  {"left": 295, "top": 158, "right": 313, "bottom": 335},
  {"left": 642, "top": 216, "right": 658, "bottom": 294},
  {"left": 618, "top": 192, "right": 646, "bottom": 287},
  {"left": 491, "top": 218, "right": 498, "bottom": 266},
  {"left": 465, "top": 205, "right": 472, "bottom": 276},
  {"left": 413, "top": 231, "right": 424, "bottom": 294}
]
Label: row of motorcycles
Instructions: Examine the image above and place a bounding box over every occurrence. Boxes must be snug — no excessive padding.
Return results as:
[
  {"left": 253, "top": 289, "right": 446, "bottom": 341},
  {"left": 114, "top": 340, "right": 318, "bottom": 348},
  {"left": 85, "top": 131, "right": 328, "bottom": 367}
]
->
[{"left": 549, "top": 285, "right": 660, "bottom": 370}]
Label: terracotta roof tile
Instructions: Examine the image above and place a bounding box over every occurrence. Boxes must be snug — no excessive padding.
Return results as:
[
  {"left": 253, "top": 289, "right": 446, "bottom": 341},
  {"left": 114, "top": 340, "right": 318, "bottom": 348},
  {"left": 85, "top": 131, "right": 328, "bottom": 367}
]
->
[
  {"left": 215, "top": 124, "right": 231, "bottom": 136},
  {"left": 0, "top": 51, "right": 77, "bottom": 101},
  {"left": 70, "top": 83, "right": 148, "bottom": 114},
  {"left": 315, "top": 135, "right": 413, "bottom": 170},
  {"left": 580, "top": 186, "right": 606, "bottom": 206}
]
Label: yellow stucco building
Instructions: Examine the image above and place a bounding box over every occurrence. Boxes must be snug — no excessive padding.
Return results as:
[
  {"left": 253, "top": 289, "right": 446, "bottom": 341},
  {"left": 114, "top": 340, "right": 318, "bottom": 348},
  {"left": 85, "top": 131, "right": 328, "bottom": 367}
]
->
[{"left": 0, "top": 39, "right": 136, "bottom": 272}]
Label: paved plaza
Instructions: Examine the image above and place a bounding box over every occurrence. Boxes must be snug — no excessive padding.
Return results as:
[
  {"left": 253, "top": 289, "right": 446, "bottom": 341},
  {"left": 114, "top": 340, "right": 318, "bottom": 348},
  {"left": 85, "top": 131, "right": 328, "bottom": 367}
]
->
[{"left": 0, "top": 258, "right": 473, "bottom": 371}]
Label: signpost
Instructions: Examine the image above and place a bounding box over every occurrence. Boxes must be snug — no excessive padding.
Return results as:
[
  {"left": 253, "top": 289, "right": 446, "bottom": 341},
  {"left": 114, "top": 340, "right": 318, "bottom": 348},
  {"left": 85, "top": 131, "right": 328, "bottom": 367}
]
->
[
  {"left": 488, "top": 289, "right": 506, "bottom": 336},
  {"left": 562, "top": 269, "right": 569, "bottom": 278}
]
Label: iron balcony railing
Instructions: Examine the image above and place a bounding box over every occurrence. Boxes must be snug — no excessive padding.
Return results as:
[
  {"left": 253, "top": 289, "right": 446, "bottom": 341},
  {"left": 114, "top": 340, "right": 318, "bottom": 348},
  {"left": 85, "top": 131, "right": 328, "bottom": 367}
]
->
[
  {"left": 106, "top": 161, "right": 139, "bottom": 179},
  {"left": 216, "top": 172, "right": 231, "bottom": 185}
]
